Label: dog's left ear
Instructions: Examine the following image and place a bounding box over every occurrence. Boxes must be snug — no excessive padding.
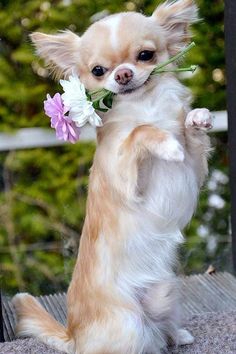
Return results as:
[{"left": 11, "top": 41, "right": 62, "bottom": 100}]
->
[
  {"left": 152, "top": 0, "right": 198, "bottom": 55},
  {"left": 30, "top": 30, "right": 81, "bottom": 78}
]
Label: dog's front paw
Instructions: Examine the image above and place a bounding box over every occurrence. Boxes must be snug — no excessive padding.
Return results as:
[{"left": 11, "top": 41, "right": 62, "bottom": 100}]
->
[
  {"left": 185, "top": 108, "right": 213, "bottom": 131},
  {"left": 158, "top": 137, "right": 185, "bottom": 162}
]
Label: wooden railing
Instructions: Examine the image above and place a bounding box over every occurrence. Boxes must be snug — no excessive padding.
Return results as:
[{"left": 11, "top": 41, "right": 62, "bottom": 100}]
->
[{"left": 0, "top": 111, "right": 227, "bottom": 152}]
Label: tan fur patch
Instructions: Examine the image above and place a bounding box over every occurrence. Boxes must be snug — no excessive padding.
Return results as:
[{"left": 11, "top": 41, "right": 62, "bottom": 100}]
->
[
  {"left": 66, "top": 155, "right": 129, "bottom": 336},
  {"left": 121, "top": 124, "right": 167, "bottom": 154}
]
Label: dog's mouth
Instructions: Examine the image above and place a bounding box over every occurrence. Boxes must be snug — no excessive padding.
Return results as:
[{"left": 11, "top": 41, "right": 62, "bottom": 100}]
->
[{"left": 118, "top": 77, "right": 151, "bottom": 95}]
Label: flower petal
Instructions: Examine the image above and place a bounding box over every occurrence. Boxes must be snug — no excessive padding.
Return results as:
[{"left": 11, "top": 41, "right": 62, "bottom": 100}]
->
[
  {"left": 60, "top": 74, "right": 104, "bottom": 128},
  {"left": 69, "top": 111, "right": 88, "bottom": 127},
  {"left": 44, "top": 93, "right": 64, "bottom": 121},
  {"left": 88, "top": 112, "right": 103, "bottom": 127}
]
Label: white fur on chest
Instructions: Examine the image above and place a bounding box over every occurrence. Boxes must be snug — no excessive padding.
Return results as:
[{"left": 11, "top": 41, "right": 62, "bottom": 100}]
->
[
  {"left": 99, "top": 77, "right": 199, "bottom": 293},
  {"left": 144, "top": 156, "right": 199, "bottom": 229},
  {"left": 108, "top": 76, "right": 191, "bottom": 132}
]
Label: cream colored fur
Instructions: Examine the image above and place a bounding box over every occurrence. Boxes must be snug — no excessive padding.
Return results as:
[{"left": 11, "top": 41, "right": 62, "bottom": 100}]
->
[{"left": 13, "top": 1, "right": 211, "bottom": 353}]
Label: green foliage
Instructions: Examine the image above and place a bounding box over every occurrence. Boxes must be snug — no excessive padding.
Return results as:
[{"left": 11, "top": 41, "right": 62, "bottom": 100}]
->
[
  {"left": 186, "top": 0, "right": 225, "bottom": 111},
  {"left": 183, "top": 132, "right": 230, "bottom": 274},
  {"left": 0, "top": 143, "right": 95, "bottom": 295},
  {"left": 0, "top": 0, "right": 228, "bottom": 296}
]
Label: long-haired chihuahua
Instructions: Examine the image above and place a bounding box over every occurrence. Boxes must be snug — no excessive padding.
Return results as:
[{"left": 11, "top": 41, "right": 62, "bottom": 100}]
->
[{"left": 13, "top": 1, "right": 212, "bottom": 353}]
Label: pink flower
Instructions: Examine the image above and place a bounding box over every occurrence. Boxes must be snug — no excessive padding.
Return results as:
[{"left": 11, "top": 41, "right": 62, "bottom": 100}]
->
[{"left": 44, "top": 93, "right": 80, "bottom": 143}]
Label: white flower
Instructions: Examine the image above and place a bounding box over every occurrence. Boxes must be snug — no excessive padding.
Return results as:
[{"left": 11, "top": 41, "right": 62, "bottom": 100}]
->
[{"left": 60, "top": 75, "right": 103, "bottom": 128}]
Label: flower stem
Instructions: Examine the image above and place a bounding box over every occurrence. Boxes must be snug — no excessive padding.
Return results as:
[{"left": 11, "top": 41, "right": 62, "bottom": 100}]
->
[
  {"left": 155, "top": 65, "right": 197, "bottom": 74},
  {"left": 151, "top": 42, "right": 196, "bottom": 75}
]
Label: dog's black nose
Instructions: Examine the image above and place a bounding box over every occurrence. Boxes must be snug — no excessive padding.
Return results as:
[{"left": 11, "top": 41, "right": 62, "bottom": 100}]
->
[{"left": 115, "top": 68, "right": 133, "bottom": 85}]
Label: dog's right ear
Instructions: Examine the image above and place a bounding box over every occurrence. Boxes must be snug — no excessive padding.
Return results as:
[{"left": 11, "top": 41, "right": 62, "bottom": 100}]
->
[
  {"left": 152, "top": 0, "right": 198, "bottom": 56},
  {"left": 30, "top": 30, "right": 81, "bottom": 78}
]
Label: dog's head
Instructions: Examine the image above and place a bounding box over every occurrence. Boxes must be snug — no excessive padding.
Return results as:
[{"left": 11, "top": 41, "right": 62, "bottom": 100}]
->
[{"left": 31, "top": 0, "right": 197, "bottom": 95}]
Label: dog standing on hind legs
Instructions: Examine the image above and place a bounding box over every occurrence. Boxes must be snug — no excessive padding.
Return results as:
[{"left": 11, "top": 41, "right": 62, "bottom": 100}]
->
[{"left": 12, "top": 0, "right": 212, "bottom": 353}]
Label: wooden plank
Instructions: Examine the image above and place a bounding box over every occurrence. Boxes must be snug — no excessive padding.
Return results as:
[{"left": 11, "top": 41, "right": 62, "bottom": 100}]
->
[
  {"left": 0, "top": 111, "right": 227, "bottom": 152},
  {"left": 0, "top": 125, "right": 96, "bottom": 152},
  {"left": 2, "top": 299, "right": 15, "bottom": 342},
  {"left": 212, "top": 111, "right": 228, "bottom": 132},
  {"left": 0, "top": 291, "right": 4, "bottom": 342},
  {"left": 2, "top": 272, "right": 236, "bottom": 341},
  {"left": 225, "top": 0, "right": 236, "bottom": 274},
  {"left": 48, "top": 294, "right": 67, "bottom": 325}
]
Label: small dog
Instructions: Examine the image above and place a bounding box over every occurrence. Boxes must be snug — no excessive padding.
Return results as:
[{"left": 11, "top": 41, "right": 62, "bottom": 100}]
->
[{"left": 13, "top": 1, "right": 212, "bottom": 353}]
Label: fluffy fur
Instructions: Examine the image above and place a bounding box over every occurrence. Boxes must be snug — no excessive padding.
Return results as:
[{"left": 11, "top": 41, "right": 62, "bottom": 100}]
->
[{"left": 13, "top": 1, "right": 211, "bottom": 353}]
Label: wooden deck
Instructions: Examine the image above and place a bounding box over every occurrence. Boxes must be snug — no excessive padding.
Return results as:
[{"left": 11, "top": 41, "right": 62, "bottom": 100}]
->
[{"left": 2, "top": 272, "right": 236, "bottom": 342}]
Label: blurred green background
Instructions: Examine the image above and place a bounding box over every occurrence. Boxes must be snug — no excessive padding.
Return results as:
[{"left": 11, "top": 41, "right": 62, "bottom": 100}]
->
[{"left": 0, "top": 0, "right": 228, "bottom": 296}]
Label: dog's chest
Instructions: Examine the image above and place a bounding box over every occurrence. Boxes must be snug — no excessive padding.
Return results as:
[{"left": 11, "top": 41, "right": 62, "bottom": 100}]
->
[
  {"left": 141, "top": 157, "right": 199, "bottom": 229},
  {"left": 136, "top": 91, "right": 184, "bottom": 132}
]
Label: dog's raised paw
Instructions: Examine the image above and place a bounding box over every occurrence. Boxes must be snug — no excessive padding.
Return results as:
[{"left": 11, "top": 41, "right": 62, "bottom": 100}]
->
[
  {"left": 158, "top": 137, "right": 185, "bottom": 162},
  {"left": 185, "top": 108, "right": 213, "bottom": 131}
]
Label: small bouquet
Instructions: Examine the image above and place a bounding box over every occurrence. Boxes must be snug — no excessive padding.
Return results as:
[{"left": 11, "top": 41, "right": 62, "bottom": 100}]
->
[{"left": 44, "top": 42, "right": 196, "bottom": 143}]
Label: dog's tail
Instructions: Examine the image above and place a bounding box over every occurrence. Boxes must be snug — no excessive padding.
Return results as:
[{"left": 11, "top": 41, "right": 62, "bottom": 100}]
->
[{"left": 12, "top": 293, "right": 74, "bottom": 353}]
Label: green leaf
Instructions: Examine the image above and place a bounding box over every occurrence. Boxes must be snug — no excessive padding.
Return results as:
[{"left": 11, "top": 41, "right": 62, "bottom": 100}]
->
[
  {"left": 102, "top": 92, "right": 114, "bottom": 109},
  {"left": 92, "top": 99, "right": 108, "bottom": 112}
]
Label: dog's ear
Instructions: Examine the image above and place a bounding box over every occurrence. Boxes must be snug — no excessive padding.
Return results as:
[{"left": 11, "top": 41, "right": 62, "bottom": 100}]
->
[
  {"left": 152, "top": 0, "right": 198, "bottom": 55},
  {"left": 30, "top": 30, "right": 81, "bottom": 78}
]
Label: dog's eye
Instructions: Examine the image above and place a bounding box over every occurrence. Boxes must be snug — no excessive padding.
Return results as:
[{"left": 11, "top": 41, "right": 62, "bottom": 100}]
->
[
  {"left": 91, "top": 66, "right": 107, "bottom": 77},
  {"left": 137, "top": 50, "right": 155, "bottom": 62}
]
